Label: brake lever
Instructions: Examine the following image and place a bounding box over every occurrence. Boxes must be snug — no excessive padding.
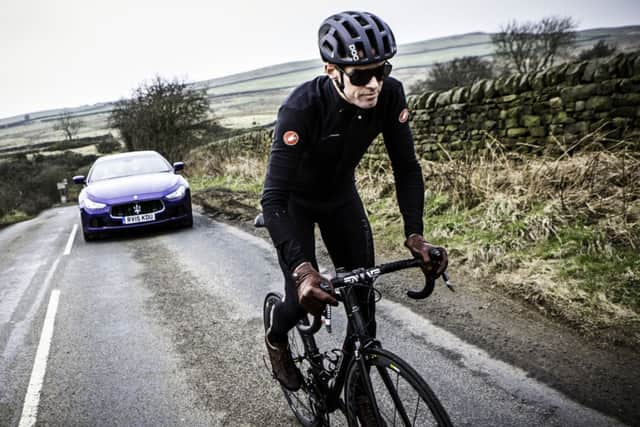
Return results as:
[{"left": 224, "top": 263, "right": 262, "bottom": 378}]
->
[{"left": 320, "top": 282, "right": 333, "bottom": 333}]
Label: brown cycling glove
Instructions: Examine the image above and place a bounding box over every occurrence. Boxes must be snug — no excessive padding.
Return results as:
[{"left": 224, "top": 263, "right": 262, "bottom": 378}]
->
[
  {"left": 292, "top": 262, "right": 338, "bottom": 316},
  {"left": 404, "top": 234, "right": 448, "bottom": 277}
]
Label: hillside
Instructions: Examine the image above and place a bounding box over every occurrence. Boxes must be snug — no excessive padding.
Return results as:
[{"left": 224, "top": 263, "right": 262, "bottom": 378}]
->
[{"left": 1, "top": 25, "right": 639, "bottom": 153}]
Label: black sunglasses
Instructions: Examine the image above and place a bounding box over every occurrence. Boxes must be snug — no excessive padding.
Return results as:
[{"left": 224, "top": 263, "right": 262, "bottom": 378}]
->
[{"left": 337, "top": 61, "right": 392, "bottom": 86}]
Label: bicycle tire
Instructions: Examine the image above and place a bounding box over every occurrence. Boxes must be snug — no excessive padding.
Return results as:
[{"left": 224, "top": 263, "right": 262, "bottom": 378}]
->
[
  {"left": 263, "top": 292, "right": 327, "bottom": 427},
  {"left": 344, "top": 347, "right": 453, "bottom": 426}
]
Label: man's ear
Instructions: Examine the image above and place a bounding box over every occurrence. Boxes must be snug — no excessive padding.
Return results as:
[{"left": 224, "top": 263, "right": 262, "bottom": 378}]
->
[{"left": 324, "top": 63, "right": 339, "bottom": 81}]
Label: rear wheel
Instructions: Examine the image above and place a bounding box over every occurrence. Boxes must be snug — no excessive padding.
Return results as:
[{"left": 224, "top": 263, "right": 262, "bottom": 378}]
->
[
  {"left": 263, "top": 292, "right": 327, "bottom": 426},
  {"left": 344, "top": 348, "right": 452, "bottom": 426}
]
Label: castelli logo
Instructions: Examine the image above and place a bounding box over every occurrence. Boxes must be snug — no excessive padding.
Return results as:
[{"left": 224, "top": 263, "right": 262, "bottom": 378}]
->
[
  {"left": 399, "top": 108, "right": 410, "bottom": 123},
  {"left": 283, "top": 130, "right": 299, "bottom": 146}
]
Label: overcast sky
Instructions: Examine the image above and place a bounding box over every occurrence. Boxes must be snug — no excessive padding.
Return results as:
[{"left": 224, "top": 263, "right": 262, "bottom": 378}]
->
[{"left": 1, "top": 0, "right": 639, "bottom": 119}]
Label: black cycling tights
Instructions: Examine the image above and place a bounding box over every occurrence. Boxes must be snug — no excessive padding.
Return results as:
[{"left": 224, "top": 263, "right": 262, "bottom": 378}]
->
[{"left": 268, "top": 195, "right": 376, "bottom": 345}]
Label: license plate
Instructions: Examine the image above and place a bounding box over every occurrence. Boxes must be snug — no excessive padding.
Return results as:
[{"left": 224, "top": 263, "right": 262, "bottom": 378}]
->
[{"left": 123, "top": 213, "right": 156, "bottom": 224}]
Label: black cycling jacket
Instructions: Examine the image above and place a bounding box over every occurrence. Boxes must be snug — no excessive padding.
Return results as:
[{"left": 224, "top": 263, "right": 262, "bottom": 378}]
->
[{"left": 261, "top": 75, "right": 424, "bottom": 271}]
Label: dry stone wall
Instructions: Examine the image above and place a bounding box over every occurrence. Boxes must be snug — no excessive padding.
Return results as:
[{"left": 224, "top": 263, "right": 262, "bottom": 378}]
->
[{"left": 405, "top": 51, "right": 640, "bottom": 159}]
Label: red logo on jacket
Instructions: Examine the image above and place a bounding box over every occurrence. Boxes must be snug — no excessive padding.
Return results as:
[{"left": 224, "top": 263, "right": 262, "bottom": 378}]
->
[
  {"left": 399, "top": 108, "right": 410, "bottom": 123},
  {"left": 283, "top": 131, "right": 299, "bottom": 146}
]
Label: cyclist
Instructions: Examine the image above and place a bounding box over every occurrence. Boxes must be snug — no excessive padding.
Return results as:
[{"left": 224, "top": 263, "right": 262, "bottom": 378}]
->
[{"left": 262, "top": 10, "right": 448, "bottom": 394}]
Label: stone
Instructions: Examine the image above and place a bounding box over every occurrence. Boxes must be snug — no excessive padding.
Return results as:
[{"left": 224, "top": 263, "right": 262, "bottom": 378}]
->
[
  {"left": 553, "top": 111, "right": 575, "bottom": 124},
  {"left": 504, "top": 75, "right": 518, "bottom": 93},
  {"left": 566, "top": 62, "right": 588, "bottom": 84},
  {"left": 634, "top": 56, "right": 640, "bottom": 75},
  {"left": 497, "top": 94, "right": 518, "bottom": 103},
  {"left": 451, "top": 87, "right": 469, "bottom": 104},
  {"left": 549, "top": 97, "right": 563, "bottom": 111},
  {"left": 612, "top": 117, "right": 632, "bottom": 128},
  {"left": 618, "top": 79, "right": 640, "bottom": 93},
  {"left": 482, "top": 120, "right": 497, "bottom": 130},
  {"left": 450, "top": 141, "right": 463, "bottom": 151},
  {"left": 612, "top": 107, "right": 638, "bottom": 118},
  {"left": 566, "top": 122, "right": 589, "bottom": 134},
  {"left": 575, "top": 101, "right": 585, "bottom": 112},
  {"left": 507, "top": 127, "right": 529, "bottom": 137},
  {"left": 560, "top": 84, "right": 598, "bottom": 101},
  {"left": 612, "top": 93, "right": 640, "bottom": 107},
  {"left": 435, "top": 90, "right": 452, "bottom": 107},
  {"left": 521, "top": 115, "right": 541, "bottom": 127},
  {"left": 499, "top": 109, "right": 508, "bottom": 120},
  {"left": 518, "top": 74, "right": 531, "bottom": 92},
  {"left": 506, "top": 117, "right": 519, "bottom": 128},
  {"left": 469, "top": 79, "right": 486, "bottom": 102},
  {"left": 530, "top": 127, "right": 546, "bottom": 137},
  {"left": 594, "top": 64, "right": 611, "bottom": 82},
  {"left": 532, "top": 71, "right": 546, "bottom": 91},
  {"left": 507, "top": 106, "right": 521, "bottom": 118},
  {"left": 581, "top": 60, "right": 597, "bottom": 83},
  {"left": 586, "top": 96, "right": 613, "bottom": 111},
  {"left": 597, "top": 79, "right": 619, "bottom": 96},
  {"left": 426, "top": 92, "right": 439, "bottom": 109},
  {"left": 494, "top": 77, "right": 507, "bottom": 95},
  {"left": 484, "top": 80, "right": 496, "bottom": 98}
]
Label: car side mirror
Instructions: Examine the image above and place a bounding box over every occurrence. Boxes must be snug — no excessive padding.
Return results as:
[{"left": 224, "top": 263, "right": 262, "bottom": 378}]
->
[
  {"left": 173, "top": 162, "right": 185, "bottom": 172},
  {"left": 73, "top": 175, "right": 86, "bottom": 185}
]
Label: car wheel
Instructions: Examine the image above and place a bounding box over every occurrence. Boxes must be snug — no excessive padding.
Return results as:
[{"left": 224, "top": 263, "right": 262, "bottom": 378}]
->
[
  {"left": 183, "top": 214, "right": 193, "bottom": 228},
  {"left": 83, "top": 231, "right": 96, "bottom": 242}
]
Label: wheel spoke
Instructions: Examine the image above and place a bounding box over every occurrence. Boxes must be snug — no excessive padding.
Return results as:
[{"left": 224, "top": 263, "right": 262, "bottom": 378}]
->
[
  {"left": 376, "top": 364, "right": 413, "bottom": 425},
  {"left": 346, "top": 349, "right": 452, "bottom": 427}
]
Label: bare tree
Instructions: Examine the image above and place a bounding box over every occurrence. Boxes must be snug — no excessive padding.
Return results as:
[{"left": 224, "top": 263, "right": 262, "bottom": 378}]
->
[
  {"left": 109, "top": 76, "right": 213, "bottom": 161},
  {"left": 491, "top": 16, "right": 577, "bottom": 75},
  {"left": 578, "top": 40, "right": 617, "bottom": 61},
  {"left": 410, "top": 56, "right": 494, "bottom": 93},
  {"left": 53, "top": 111, "right": 83, "bottom": 141}
]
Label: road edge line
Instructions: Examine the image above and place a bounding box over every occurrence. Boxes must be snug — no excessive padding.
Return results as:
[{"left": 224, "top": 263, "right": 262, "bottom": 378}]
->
[
  {"left": 63, "top": 224, "right": 78, "bottom": 255},
  {"left": 18, "top": 288, "right": 61, "bottom": 427}
]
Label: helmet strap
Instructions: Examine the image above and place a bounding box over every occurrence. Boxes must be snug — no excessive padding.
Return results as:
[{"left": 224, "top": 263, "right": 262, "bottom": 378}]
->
[{"left": 337, "top": 70, "right": 347, "bottom": 96}]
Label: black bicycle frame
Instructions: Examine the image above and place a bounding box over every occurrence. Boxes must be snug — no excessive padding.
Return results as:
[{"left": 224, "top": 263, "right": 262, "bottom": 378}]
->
[{"left": 299, "top": 280, "right": 382, "bottom": 414}]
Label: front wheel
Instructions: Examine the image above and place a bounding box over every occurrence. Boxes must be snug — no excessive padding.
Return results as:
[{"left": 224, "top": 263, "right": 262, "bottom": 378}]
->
[
  {"left": 263, "top": 292, "right": 327, "bottom": 427},
  {"left": 344, "top": 348, "right": 452, "bottom": 426}
]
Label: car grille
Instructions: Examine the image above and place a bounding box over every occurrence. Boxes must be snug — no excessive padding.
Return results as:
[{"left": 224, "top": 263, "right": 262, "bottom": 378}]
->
[{"left": 110, "top": 200, "right": 164, "bottom": 217}]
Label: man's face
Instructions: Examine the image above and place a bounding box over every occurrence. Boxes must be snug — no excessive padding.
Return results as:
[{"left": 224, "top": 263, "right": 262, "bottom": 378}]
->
[{"left": 326, "top": 61, "right": 387, "bottom": 109}]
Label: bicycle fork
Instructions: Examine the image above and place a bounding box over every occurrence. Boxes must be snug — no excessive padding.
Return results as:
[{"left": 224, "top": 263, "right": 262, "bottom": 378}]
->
[{"left": 354, "top": 340, "right": 386, "bottom": 426}]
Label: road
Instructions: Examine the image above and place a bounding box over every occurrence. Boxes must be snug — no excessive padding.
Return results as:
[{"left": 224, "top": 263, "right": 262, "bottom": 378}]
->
[{"left": 0, "top": 206, "right": 626, "bottom": 426}]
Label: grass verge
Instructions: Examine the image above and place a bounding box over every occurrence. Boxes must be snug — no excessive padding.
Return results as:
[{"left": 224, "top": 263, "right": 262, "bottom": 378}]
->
[{"left": 186, "top": 131, "right": 640, "bottom": 349}]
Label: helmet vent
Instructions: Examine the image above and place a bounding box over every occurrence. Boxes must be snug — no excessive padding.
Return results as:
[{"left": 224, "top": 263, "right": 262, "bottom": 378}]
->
[
  {"left": 382, "top": 36, "right": 391, "bottom": 56},
  {"left": 343, "top": 20, "right": 358, "bottom": 38},
  {"left": 365, "top": 29, "right": 376, "bottom": 51},
  {"left": 371, "top": 15, "right": 385, "bottom": 32}
]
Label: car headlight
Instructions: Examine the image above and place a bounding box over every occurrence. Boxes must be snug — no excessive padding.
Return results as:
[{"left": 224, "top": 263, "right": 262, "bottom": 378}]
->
[
  {"left": 81, "top": 197, "right": 107, "bottom": 210},
  {"left": 165, "top": 185, "right": 186, "bottom": 200}
]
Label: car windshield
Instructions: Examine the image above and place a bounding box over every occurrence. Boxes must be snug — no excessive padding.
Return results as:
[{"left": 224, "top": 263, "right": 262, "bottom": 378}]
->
[{"left": 88, "top": 153, "right": 172, "bottom": 182}]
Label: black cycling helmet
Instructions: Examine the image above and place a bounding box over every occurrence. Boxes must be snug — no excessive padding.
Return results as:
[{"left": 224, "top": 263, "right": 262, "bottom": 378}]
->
[{"left": 318, "top": 11, "right": 397, "bottom": 66}]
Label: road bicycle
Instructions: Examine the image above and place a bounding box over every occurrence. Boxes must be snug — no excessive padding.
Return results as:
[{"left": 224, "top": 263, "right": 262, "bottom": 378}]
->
[{"left": 258, "top": 215, "right": 454, "bottom": 426}]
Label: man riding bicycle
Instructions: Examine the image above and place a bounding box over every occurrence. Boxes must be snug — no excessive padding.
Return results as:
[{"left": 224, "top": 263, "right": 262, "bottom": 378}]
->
[{"left": 261, "top": 10, "right": 448, "bottom": 395}]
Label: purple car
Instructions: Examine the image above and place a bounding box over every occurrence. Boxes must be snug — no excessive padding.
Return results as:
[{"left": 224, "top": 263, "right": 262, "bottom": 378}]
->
[{"left": 73, "top": 150, "right": 193, "bottom": 241}]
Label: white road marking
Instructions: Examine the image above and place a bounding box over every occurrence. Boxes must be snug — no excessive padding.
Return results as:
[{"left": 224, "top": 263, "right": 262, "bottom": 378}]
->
[
  {"left": 18, "top": 288, "right": 61, "bottom": 427},
  {"left": 63, "top": 224, "right": 78, "bottom": 255}
]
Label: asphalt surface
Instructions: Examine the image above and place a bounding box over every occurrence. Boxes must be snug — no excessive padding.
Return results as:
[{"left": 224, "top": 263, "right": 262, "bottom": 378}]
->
[{"left": 0, "top": 205, "right": 627, "bottom": 426}]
